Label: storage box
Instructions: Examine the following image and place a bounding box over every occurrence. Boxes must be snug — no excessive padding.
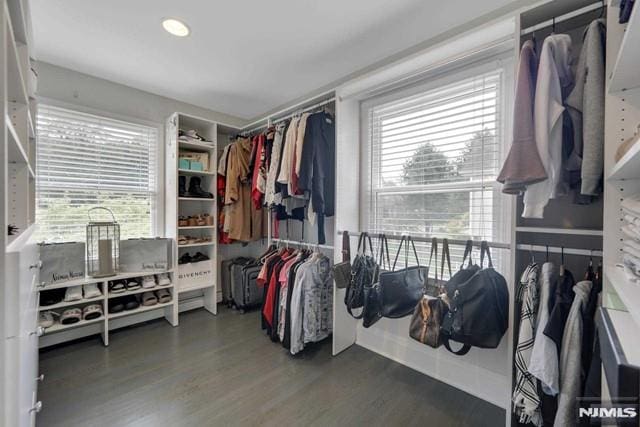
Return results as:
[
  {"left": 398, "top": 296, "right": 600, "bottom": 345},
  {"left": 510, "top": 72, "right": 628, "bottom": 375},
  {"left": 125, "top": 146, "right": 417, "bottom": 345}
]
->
[
  {"left": 189, "top": 161, "right": 203, "bottom": 171},
  {"left": 119, "top": 238, "right": 172, "bottom": 272},
  {"left": 179, "top": 158, "right": 191, "bottom": 169},
  {"left": 178, "top": 260, "right": 214, "bottom": 290},
  {"left": 179, "top": 151, "right": 209, "bottom": 172},
  {"left": 39, "top": 242, "right": 86, "bottom": 286}
]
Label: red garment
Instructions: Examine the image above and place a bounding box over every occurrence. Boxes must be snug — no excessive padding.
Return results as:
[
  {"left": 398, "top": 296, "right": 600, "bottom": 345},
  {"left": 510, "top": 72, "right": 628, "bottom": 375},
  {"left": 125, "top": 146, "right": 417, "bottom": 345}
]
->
[
  {"left": 263, "top": 260, "right": 284, "bottom": 327},
  {"left": 251, "top": 134, "right": 266, "bottom": 209}
]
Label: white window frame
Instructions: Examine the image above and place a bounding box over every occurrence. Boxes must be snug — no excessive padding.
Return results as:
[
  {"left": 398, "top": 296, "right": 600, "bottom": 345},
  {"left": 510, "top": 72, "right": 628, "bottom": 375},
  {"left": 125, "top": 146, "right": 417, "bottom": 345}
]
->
[
  {"left": 359, "top": 51, "right": 514, "bottom": 248},
  {"left": 36, "top": 98, "right": 165, "bottom": 240}
]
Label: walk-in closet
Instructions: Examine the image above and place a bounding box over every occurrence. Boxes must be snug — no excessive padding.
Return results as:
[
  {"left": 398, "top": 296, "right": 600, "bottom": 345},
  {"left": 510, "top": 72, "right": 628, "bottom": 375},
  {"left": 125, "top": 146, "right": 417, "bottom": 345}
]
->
[{"left": 2, "top": 0, "right": 639, "bottom": 426}]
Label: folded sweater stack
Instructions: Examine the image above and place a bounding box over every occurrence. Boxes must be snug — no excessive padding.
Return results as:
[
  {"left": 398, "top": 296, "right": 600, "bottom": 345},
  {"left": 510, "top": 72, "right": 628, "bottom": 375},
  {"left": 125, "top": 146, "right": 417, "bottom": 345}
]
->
[{"left": 621, "top": 195, "right": 640, "bottom": 281}]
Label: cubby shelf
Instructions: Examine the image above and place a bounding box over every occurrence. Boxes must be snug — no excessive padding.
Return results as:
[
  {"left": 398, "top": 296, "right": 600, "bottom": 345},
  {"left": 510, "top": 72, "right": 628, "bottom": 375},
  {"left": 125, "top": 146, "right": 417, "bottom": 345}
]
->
[
  {"left": 38, "top": 295, "right": 105, "bottom": 312},
  {"left": 178, "top": 241, "right": 215, "bottom": 248},
  {"left": 178, "top": 197, "right": 215, "bottom": 202},
  {"left": 37, "top": 269, "right": 174, "bottom": 291},
  {"left": 108, "top": 301, "right": 174, "bottom": 320},
  {"left": 178, "top": 140, "right": 216, "bottom": 151},
  {"left": 108, "top": 283, "right": 173, "bottom": 299},
  {"left": 44, "top": 316, "right": 104, "bottom": 335},
  {"left": 178, "top": 168, "right": 215, "bottom": 176},
  {"left": 608, "top": 2, "right": 640, "bottom": 94},
  {"left": 604, "top": 264, "right": 640, "bottom": 329},
  {"left": 607, "top": 136, "right": 640, "bottom": 180},
  {"left": 178, "top": 225, "right": 215, "bottom": 230}
]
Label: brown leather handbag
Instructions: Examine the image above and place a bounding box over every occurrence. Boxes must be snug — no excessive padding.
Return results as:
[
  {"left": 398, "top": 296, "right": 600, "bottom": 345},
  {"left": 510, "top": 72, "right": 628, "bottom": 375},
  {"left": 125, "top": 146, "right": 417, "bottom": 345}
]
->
[{"left": 409, "top": 238, "right": 450, "bottom": 348}]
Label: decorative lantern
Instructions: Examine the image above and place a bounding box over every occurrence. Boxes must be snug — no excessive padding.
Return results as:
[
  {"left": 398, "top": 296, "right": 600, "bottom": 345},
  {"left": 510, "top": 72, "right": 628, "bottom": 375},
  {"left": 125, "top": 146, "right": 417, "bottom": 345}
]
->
[{"left": 86, "top": 207, "right": 120, "bottom": 277}]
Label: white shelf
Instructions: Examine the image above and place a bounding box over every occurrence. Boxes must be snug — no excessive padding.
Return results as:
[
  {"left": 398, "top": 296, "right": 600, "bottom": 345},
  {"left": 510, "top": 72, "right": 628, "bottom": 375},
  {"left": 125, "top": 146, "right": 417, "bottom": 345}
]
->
[
  {"left": 178, "top": 168, "right": 215, "bottom": 176},
  {"left": 178, "top": 140, "right": 215, "bottom": 151},
  {"left": 608, "top": 2, "right": 640, "bottom": 94},
  {"left": 179, "top": 197, "right": 215, "bottom": 202},
  {"left": 178, "top": 225, "right": 215, "bottom": 230},
  {"left": 178, "top": 283, "right": 215, "bottom": 293},
  {"left": 5, "top": 7, "right": 29, "bottom": 105},
  {"left": 515, "top": 226, "right": 603, "bottom": 236},
  {"left": 178, "top": 241, "right": 215, "bottom": 248},
  {"left": 608, "top": 136, "right": 640, "bottom": 180},
  {"left": 6, "top": 0, "right": 29, "bottom": 44},
  {"left": 108, "top": 301, "right": 174, "bottom": 319},
  {"left": 44, "top": 316, "right": 104, "bottom": 335},
  {"left": 108, "top": 284, "right": 173, "bottom": 299},
  {"left": 7, "top": 117, "right": 28, "bottom": 164},
  {"left": 38, "top": 295, "right": 104, "bottom": 312},
  {"left": 604, "top": 263, "right": 640, "bottom": 328},
  {"left": 38, "top": 269, "right": 173, "bottom": 291}
]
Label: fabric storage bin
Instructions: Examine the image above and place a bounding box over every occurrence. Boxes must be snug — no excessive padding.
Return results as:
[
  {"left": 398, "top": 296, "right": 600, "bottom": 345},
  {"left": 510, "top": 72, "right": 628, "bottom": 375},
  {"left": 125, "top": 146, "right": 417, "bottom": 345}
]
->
[
  {"left": 189, "top": 161, "right": 203, "bottom": 171},
  {"left": 179, "top": 158, "right": 191, "bottom": 169},
  {"left": 178, "top": 260, "right": 214, "bottom": 290},
  {"left": 39, "top": 242, "right": 86, "bottom": 286},
  {"left": 179, "top": 151, "right": 209, "bottom": 172},
  {"left": 119, "top": 238, "right": 172, "bottom": 272}
]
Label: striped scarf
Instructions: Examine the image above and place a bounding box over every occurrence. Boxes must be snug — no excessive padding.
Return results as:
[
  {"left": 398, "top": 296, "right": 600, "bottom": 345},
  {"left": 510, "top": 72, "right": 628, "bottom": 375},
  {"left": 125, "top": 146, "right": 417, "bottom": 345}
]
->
[{"left": 512, "top": 262, "right": 543, "bottom": 427}]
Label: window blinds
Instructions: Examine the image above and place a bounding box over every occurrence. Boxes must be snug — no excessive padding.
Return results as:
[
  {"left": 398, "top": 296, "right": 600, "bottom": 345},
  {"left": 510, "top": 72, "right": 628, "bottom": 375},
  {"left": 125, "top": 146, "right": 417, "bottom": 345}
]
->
[
  {"left": 363, "top": 66, "right": 508, "bottom": 273},
  {"left": 36, "top": 105, "right": 158, "bottom": 242}
]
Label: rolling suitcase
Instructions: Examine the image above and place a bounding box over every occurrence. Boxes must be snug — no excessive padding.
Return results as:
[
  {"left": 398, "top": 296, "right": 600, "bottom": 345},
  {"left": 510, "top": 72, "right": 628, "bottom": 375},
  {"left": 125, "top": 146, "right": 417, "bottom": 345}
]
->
[
  {"left": 230, "top": 258, "right": 260, "bottom": 312},
  {"left": 240, "top": 263, "right": 262, "bottom": 311},
  {"left": 220, "top": 259, "right": 235, "bottom": 307}
]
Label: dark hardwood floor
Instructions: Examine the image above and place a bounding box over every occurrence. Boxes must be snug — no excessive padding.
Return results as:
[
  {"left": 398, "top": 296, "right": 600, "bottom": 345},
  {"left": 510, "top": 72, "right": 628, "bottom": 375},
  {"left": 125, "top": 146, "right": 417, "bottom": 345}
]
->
[{"left": 38, "top": 307, "right": 504, "bottom": 427}]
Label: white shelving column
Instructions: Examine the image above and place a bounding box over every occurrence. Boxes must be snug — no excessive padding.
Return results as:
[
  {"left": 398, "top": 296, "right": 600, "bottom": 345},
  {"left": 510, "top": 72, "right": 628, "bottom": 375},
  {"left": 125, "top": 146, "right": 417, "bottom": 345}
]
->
[{"left": 166, "top": 113, "right": 218, "bottom": 315}]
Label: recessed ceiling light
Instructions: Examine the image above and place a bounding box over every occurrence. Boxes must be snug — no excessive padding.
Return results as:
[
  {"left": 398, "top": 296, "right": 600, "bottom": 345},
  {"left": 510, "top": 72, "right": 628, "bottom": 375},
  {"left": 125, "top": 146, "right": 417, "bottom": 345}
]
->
[{"left": 162, "top": 18, "right": 190, "bottom": 37}]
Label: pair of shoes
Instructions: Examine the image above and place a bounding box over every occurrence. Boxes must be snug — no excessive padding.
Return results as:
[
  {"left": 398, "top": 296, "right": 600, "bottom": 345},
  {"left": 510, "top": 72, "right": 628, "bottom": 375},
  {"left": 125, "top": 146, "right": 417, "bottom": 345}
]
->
[
  {"left": 180, "top": 176, "right": 213, "bottom": 198},
  {"left": 179, "top": 214, "right": 213, "bottom": 227},
  {"left": 178, "top": 235, "right": 213, "bottom": 246},
  {"left": 141, "top": 289, "right": 172, "bottom": 306},
  {"left": 40, "top": 288, "right": 66, "bottom": 306},
  {"left": 64, "top": 283, "right": 103, "bottom": 302},
  {"left": 156, "top": 273, "right": 171, "bottom": 286},
  {"left": 39, "top": 311, "right": 59, "bottom": 328},
  {"left": 178, "top": 252, "right": 210, "bottom": 264},
  {"left": 142, "top": 275, "right": 156, "bottom": 289},
  {"left": 109, "top": 295, "right": 140, "bottom": 313},
  {"left": 179, "top": 129, "right": 209, "bottom": 143},
  {"left": 57, "top": 304, "right": 103, "bottom": 325}
]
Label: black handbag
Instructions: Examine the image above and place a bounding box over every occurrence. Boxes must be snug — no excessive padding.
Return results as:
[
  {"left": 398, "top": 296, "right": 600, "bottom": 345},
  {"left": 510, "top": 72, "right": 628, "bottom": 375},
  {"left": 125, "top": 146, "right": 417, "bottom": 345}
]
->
[
  {"left": 379, "top": 235, "right": 427, "bottom": 319},
  {"left": 362, "top": 234, "right": 390, "bottom": 328},
  {"left": 344, "top": 233, "right": 376, "bottom": 318},
  {"left": 441, "top": 241, "right": 509, "bottom": 355}
]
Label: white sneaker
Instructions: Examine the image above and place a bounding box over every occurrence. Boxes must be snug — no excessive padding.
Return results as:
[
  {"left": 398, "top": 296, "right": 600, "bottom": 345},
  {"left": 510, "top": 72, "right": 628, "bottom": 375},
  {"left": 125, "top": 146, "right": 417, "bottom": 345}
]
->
[
  {"left": 64, "top": 285, "right": 83, "bottom": 302},
  {"left": 83, "top": 283, "right": 102, "bottom": 298},
  {"left": 156, "top": 273, "right": 171, "bottom": 286},
  {"left": 39, "top": 311, "right": 57, "bottom": 328},
  {"left": 142, "top": 275, "right": 156, "bottom": 289}
]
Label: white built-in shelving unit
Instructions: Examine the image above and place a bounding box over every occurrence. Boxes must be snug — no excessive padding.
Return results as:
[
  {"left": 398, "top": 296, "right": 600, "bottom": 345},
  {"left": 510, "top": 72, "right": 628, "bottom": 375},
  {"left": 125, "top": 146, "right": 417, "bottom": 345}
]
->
[
  {"left": 166, "top": 113, "right": 244, "bottom": 313},
  {"left": 2, "top": 0, "right": 41, "bottom": 424}
]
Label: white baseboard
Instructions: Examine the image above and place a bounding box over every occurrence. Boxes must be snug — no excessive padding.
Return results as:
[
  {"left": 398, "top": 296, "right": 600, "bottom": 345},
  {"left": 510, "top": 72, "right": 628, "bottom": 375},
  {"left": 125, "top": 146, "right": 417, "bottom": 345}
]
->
[{"left": 356, "top": 324, "right": 509, "bottom": 409}]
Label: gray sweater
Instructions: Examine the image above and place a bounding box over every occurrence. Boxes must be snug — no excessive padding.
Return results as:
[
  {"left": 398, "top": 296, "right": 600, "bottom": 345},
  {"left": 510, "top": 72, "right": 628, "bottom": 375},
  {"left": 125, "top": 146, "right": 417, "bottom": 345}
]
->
[
  {"left": 554, "top": 280, "right": 592, "bottom": 427},
  {"left": 565, "top": 19, "right": 606, "bottom": 196}
]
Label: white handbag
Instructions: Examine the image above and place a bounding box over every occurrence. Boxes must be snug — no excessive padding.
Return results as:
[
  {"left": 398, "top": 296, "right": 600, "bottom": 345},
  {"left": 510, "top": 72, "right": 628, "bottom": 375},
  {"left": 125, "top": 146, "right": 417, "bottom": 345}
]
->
[
  {"left": 39, "top": 242, "right": 86, "bottom": 286},
  {"left": 119, "top": 238, "right": 173, "bottom": 272}
]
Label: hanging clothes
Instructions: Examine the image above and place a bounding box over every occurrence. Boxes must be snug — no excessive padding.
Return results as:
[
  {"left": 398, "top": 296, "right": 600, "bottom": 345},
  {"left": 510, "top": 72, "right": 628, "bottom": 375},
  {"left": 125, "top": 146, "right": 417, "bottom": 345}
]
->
[
  {"left": 565, "top": 19, "right": 606, "bottom": 198},
  {"left": 554, "top": 280, "right": 593, "bottom": 427},
  {"left": 512, "top": 263, "right": 542, "bottom": 427},
  {"left": 523, "top": 34, "right": 573, "bottom": 218},
  {"left": 498, "top": 40, "right": 547, "bottom": 194},
  {"left": 265, "top": 124, "right": 285, "bottom": 206},
  {"left": 528, "top": 262, "right": 560, "bottom": 396},
  {"left": 225, "top": 137, "right": 265, "bottom": 242},
  {"left": 298, "top": 111, "right": 336, "bottom": 244}
]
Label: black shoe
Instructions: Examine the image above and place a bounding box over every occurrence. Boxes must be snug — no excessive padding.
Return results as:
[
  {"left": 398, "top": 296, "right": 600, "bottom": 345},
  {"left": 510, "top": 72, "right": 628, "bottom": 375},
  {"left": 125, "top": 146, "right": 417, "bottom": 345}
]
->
[
  {"left": 179, "top": 176, "right": 187, "bottom": 197},
  {"left": 123, "top": 295, "right": 140, "bottom": 311},
  {"left": 188, "top": 176, "right": 213, "bottom": 198},
  {"left": 192, "top": 251, "right": 210, "bottom": 262},
  {"left": 109, "top": 298, "right": 125, "bottom": 314},
  {"left": 178, "top": 253, "right": 192, "bottom": 264}
]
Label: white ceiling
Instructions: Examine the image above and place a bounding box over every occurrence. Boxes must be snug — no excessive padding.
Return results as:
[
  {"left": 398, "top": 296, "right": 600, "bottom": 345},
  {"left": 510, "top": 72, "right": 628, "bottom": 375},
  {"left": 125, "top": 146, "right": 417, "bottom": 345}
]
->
[{"left": 32, "top": 0, "right": 519, "bottom": 120}]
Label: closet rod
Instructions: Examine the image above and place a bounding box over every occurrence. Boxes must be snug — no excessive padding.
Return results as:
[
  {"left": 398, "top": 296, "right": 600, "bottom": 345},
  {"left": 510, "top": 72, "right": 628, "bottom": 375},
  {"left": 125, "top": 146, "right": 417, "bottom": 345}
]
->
[
  {"left": 242, "top": 91, "right": 336, "bottom": 132},
  {"left": 520, "top": 1, "right": 603, "bottom": 36},
  {"left": 516, "top": 244, "right": 603, "bottom": 257},
  {"left": 270, "top": 238, "right": 334, "bottom": 250},
  {"left": 337, "top": 230, "right": 511, "bottom": 250}
]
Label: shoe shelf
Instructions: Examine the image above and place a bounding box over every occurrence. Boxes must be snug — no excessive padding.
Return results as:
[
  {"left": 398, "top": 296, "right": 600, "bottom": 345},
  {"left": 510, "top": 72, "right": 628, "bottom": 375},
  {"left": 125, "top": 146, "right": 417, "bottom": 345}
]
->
[
  {"left": 108, "top": 283, "right": 174, "bottom": 299},
  {"left": 178, "top": 225, "right": 216, "bottom": 230},
  {"left": 178, "top": 282, "right": 217, "bottom": 294},
  {"left": 178, "top": 168, "right": 215, "bottom": 176},
  {"left": 178, "top": 197, "right": 215, "bottom": 202},
  {"left": 39, "top": 295, "right": 105, "bottom": 312},
  {"left": 178, "top": 242, "right": 215, "bottom": 248},
  {"left": 108, "top": 300, "right": 174, "bottom": 320},
  {"left": 36, "top": 269, "right": 174, "bottom": 291},
  {"left": 178, "top": 140, "right": 216, "bottom": 151},
  {"left": 43, "top": 316, "right": 104, "bottom": 335}
]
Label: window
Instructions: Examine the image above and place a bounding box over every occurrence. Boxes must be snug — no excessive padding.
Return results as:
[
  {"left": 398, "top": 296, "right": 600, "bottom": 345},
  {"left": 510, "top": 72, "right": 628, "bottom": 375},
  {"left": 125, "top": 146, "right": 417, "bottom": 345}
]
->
[
  {"left": 36, "top": 105, "right": 159, "bottom": 242},
  {"left": 362, "top": 57, "right": 512, "bottom": 269}
]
